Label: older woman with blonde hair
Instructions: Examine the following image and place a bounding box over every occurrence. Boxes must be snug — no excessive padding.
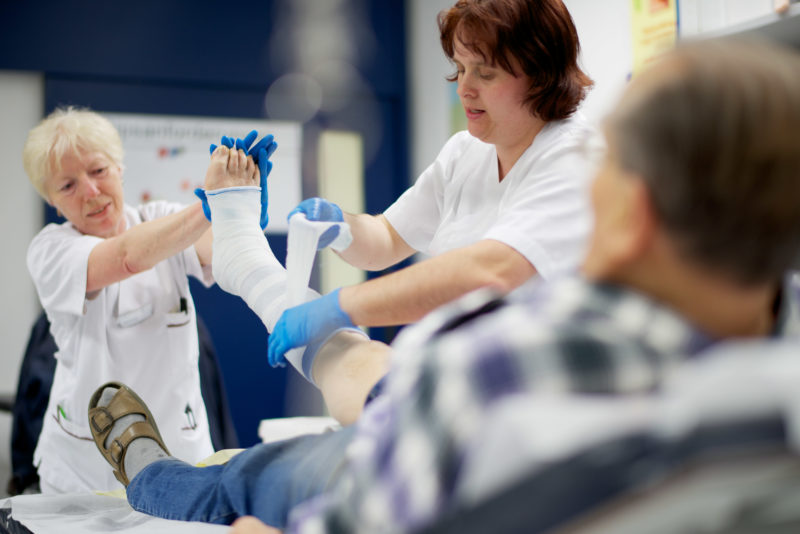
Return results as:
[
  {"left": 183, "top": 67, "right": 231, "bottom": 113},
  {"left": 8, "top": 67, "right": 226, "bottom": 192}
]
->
[{"left": 23, "top": 107, "right": 228, "bottom": 493}]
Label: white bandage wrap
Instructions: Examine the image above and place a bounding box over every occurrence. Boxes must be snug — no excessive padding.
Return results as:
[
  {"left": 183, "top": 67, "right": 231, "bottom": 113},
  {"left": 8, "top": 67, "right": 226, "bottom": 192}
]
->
[
  {"left": 207, "top": 187, "right": 302, "bottom": 331},
  {"left": 283, "top": 214, "right": 362, "bottom": 374},
  {"left": 207, "top": 187, "right": 366, "bottom": 382},
  {"left": 285, "top": 214, "right": 353, "bottom": 306}
]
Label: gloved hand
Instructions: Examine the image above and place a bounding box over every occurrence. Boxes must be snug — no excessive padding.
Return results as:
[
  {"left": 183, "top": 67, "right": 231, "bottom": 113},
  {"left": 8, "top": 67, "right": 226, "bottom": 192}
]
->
[
  {"left": 289, "top": 197, "right": 344, "bottom": 249},
  {"left": 252, "top": 137, "right": 276, "bottom": 230},
  {"left": 267, "top": 288, "right": 355, "bottom": 368},
  {"left": 195, "top": 130, "right": 278, "bottom": 229}
]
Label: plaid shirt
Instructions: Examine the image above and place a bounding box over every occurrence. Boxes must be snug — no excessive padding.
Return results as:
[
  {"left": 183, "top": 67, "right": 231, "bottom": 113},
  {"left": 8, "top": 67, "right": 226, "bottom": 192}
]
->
[{"left": 288, "top": 273, "right": 800, "bottom": 534}]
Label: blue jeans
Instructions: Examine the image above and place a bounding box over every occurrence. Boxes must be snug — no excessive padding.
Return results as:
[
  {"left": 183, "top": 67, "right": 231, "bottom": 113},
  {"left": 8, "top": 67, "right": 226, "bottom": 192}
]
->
[{"left": 126, "top": 425, "right": 355, "bottom": 527}]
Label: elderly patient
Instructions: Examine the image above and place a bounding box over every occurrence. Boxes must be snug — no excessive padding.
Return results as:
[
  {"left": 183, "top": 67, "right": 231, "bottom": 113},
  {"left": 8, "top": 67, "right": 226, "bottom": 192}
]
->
[{"left": 86, "top": 38, "right": 800, "bottom": 534}]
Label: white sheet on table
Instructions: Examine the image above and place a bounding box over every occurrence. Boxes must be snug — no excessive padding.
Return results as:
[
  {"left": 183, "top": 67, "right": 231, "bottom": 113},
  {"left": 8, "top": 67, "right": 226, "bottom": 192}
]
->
[
  {"left": 1, "top": 494, "right": 228, "bottom": 533},
  {"left": 258, "top": 416, "right": 341, "bottom": 444}
]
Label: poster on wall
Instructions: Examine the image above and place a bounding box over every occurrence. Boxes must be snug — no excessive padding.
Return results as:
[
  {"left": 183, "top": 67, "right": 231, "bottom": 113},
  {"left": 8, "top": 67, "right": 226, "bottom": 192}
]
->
[
  {"left": 630, "top": 0, "right": 678, "bottom": 77},
  {"left": 104, "top": 113, "right": 302, "bottom": 233}
]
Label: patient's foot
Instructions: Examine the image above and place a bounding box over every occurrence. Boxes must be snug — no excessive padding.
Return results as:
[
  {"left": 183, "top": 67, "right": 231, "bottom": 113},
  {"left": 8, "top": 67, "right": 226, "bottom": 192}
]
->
[
  {"left": 204, "top": 145, "right": 258, "bottom": 190},
  {"left": 89, "top": 383, "right": 171, "bottom": 485}
]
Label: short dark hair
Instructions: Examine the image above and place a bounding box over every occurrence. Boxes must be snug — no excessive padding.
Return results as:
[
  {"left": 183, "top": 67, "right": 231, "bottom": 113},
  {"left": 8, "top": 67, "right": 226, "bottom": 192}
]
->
[
  {"left": 438, "top": 0, "right": 593, "bottom": 121},
  {"left": 607, "top": 38, "right": 800, "bottom": 285}
]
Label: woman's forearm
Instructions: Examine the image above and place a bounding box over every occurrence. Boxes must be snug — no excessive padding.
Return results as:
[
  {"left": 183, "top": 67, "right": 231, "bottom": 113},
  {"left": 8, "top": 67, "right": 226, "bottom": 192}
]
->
[
  {"left": 86, "top": 203, "right": 210, "bottom": 292},
  {"left": 337, "top": 213, "right": 415, "bottom": 271},
  {"left": 340, "top": 239, "right": 536, "bottom": 326}
]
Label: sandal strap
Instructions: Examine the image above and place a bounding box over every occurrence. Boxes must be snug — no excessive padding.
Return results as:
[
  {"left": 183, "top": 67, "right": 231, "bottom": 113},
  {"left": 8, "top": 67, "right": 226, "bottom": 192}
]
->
[
  {"left": 109, "top": 421, "right": 166, "bottom": 466},
  {"left": 89, "top": 387, "right": 147, "bottom": 434},
  {"left": 89, "top": 388, "right": 147, "bottom": 444},
  {"left": 89, "top": 407, "right": 114, "bottom": 434},
  {"left": 103, "top": 388, "right": 147, "bottom": 422}
]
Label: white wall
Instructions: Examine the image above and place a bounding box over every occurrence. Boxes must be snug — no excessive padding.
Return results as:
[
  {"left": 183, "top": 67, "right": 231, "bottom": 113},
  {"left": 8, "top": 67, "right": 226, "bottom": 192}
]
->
[
  {"left": 680, "top": 0, "right": 797, "bottom": 36},
  {"left": 565, "top": 0, "right": 633, "bottom": 126},
  {"left": 0, "top": 71, "right": 43, "bottom": 395},
  {"left": 407, "top": 0, "right": 454, "bottom": 180}
]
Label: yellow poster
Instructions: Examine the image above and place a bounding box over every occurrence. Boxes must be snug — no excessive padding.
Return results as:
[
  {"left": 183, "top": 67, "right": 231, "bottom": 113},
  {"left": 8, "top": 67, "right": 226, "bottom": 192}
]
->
[{"left": 631, "top": 0, "right": 678, "bottom": 77}]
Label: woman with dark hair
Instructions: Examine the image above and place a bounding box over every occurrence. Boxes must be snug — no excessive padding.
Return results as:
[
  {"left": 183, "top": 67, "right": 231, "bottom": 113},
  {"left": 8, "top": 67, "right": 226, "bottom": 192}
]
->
[{"left": 265, "top": 0, "right": 595, "bottom": 367}]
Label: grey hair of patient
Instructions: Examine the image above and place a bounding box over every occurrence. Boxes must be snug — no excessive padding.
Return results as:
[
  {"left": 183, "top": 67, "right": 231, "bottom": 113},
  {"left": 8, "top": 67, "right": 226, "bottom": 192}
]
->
[{"left": 606, "top": 38, "right": 800, "bottom": 285}]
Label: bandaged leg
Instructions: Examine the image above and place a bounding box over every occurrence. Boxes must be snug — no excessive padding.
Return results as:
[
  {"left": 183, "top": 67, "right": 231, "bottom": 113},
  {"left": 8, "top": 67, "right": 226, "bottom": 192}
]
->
[
  {"left": 207, "top": 187, "right": 292, "bottom": 331},
  {"left": 206, "top": 188, "right": 370, "bottom": 388},
  {"left": 283, "top": 217, "right": 390, "bottom": 419}
]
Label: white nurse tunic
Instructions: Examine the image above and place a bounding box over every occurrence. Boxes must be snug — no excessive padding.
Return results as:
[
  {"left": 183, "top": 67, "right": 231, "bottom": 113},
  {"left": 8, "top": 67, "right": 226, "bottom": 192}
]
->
[
  {"left": 27, "top": 201, "right": 215, "bottom": 493},
  {"left": 384, "top": 114, "right": 595, "bottom": 280}
]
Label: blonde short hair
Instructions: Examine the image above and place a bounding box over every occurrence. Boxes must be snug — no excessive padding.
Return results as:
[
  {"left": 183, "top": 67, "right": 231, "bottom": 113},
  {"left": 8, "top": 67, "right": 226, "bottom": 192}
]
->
[{"left": 22, "top": 107, "right": 124, "bottom": 200}]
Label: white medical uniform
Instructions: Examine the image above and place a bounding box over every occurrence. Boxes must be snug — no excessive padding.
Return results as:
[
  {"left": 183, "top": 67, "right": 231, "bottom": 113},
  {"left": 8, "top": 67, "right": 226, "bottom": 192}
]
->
[
  {"left": 27, "top": 201, "right": 215, "bottom": 493},
  {"left": 384, "top": 115, "right": 594, "bottom": 279}
]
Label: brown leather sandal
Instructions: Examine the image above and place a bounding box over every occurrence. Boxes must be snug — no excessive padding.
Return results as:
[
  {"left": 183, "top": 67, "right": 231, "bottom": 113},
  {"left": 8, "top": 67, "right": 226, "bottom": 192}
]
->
[{"left": 88, "top": 381, "right": 170, "bottom": 486}]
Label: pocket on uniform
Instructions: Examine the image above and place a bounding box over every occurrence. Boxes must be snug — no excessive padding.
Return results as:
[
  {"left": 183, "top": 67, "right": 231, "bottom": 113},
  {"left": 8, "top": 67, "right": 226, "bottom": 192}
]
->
[
  {"left": 166, "top": 311, "right": 190, "bottom": 328},
  {"left": 181, "top": 401, "right": 200, "bottom": 432},
  {"left": 166, "top": 297, "right": 190, "bottom": 327},
  {"left": 116, "top": 269, "right": 160, "bottom": 328},
  {"left": 52, "top": 401, "right": 91, "bottom": 441},
  {"left": 116, "top": 303, "right": 154, "bottom": 328}
]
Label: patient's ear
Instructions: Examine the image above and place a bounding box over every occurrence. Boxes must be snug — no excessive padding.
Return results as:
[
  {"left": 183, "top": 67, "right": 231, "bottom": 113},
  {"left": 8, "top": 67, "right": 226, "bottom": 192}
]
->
[
  {"left": 625, "top": 178, "right": 657, "bottom": 259},
  {"left": 583, "top": 173, "right": 656, "bottom": 279}
]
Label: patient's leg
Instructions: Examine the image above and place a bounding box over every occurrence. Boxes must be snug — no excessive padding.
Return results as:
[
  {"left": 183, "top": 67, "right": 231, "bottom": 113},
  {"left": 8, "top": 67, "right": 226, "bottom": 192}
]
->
[
  {"left": 126, "top": 427, "right": 354, "bottom": 527},
  {"left": 312, "top": 331, "right": 392, "bottom": 425},
  {"left": 90, "top": 381, "right": 355, "bottom": 527},
  {"left": 205, "top": 179, "right": 390, "bottom": 424}
]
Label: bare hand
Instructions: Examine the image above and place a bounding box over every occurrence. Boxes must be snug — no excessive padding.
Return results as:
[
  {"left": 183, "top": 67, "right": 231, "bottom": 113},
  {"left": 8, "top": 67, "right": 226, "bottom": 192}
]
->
[
  {"left": 229, "top": 516, "right": 282, "bottom": 534},
  {"left": 205, "top": 146, "right": 259, "bottom": 191}
]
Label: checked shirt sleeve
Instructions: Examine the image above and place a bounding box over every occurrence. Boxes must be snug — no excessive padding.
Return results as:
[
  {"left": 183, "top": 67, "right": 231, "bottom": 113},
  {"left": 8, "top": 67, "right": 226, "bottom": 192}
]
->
[
  {"left": 287, "top": 289, "right": 509, "bottom": 534},
  {"left": 288, "top": 277, "right": 705, "bottom": 533}
]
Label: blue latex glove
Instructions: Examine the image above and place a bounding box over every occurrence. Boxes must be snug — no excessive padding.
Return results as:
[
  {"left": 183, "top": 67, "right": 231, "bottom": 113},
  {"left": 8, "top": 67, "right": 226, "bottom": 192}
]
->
[
  {"left": 288, "top": 197, "right": 344, "bottom": 249},
  {"left": 196, "top": 131, "right": 278, "bottom": 229},
  {"left": 251, "top": 136, "right": 277, "bottom": 230},
  {"left": 267, "top": 288, "right": 355, "bottom": 369},
  {"left": 194, "top": 188, "right": 212, "bottom": 222}
]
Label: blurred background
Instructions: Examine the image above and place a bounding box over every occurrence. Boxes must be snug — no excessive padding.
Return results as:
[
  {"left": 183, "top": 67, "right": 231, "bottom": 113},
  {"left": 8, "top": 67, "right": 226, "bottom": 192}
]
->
[{"left": 0, "top": 0, "right": 798, "bottom": 495}]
